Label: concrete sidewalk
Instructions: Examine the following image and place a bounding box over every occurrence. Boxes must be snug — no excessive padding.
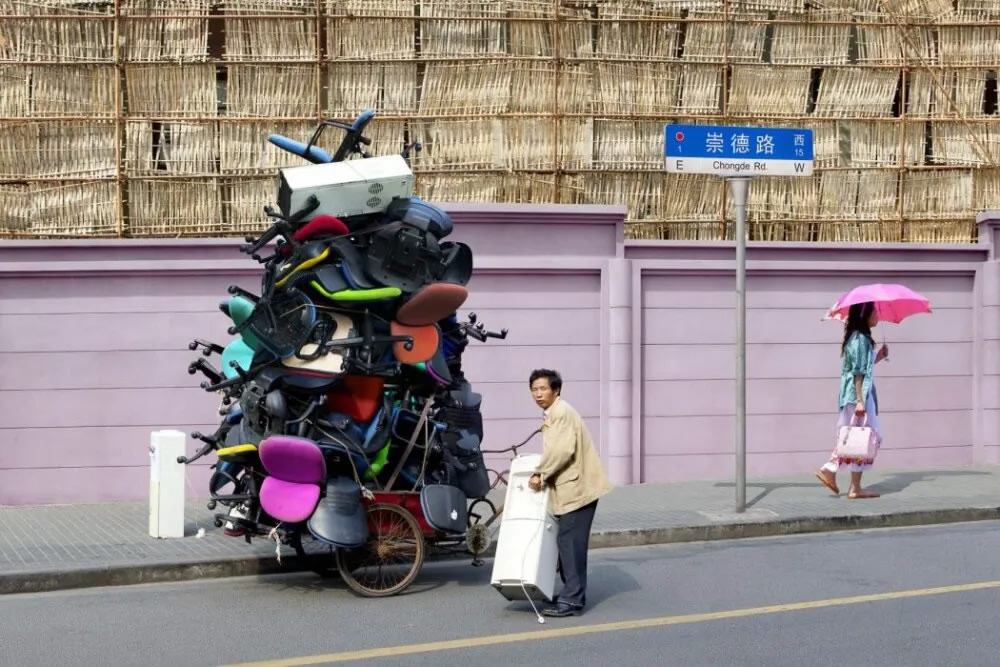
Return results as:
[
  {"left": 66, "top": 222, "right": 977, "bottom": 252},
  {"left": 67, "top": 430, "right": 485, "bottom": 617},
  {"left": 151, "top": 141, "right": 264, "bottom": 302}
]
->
[{"left": 2, "top": 464, "right": 999, "bottom": 595}]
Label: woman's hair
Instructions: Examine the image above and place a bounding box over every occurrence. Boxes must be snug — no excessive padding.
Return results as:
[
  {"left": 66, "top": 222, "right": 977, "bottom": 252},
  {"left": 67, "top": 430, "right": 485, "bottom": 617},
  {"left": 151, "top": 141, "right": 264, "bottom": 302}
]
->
[{"left": 841, "top": 302, "right": 875, "bottom": 356}]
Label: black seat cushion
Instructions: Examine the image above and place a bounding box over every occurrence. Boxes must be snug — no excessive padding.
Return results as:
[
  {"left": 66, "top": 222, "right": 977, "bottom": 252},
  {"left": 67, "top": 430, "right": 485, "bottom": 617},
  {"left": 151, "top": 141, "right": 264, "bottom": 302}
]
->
[
  {"left": 308, "top": 478, "right": 369, "bottom": 548},
  {"left": 420, "top": 484, "right": 467, "bottom": 534},
  {"left": 438, "top": 242, "right": 472, "bottom": 286},
  {"left": 255, "top": 366, "right": 342, "bottom": 395},
  {"left": 441, "top": 430, "right": 491, "bottom": 500},
  {"left": 326, "top": 238, "right": 377, "bottom": 290},
  {"left": 365, "top": 224, "right": 443, "bottom": 294},
  {"left": 385, "top": 196, "right": 454, "bottom": 239}
]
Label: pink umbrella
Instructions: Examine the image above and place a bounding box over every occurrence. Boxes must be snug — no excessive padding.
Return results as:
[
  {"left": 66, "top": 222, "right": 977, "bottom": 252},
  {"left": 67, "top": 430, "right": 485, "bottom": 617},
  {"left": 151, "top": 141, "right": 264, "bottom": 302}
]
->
[{"left": 822, "top": 283, "right": 932, "bottom": 324}]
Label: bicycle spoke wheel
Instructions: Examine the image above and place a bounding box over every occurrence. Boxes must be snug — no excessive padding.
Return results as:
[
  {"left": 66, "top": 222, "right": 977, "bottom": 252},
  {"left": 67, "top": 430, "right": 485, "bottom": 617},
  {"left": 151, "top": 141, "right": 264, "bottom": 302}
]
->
[{"left": 335, "top": 503, "right": 425, "bottom": 598}]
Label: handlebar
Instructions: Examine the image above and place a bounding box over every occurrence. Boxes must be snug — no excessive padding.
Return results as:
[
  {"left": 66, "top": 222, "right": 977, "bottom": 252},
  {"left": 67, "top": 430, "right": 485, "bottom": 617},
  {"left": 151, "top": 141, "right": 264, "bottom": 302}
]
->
[
  {"left": 269, "top": 111, "right": 378, "bottom": 166},
  {"left": 329, "top": 110, "right": 376, "bottom": 162},
  {"left": 266, "top": 134, "right": 334, "bottom": 164},
  {"left": 481, "top": 428, "right": 541, "bottom": 456},
  {"left": 401, "top": 140, "right": 422, "bottom": 163}
]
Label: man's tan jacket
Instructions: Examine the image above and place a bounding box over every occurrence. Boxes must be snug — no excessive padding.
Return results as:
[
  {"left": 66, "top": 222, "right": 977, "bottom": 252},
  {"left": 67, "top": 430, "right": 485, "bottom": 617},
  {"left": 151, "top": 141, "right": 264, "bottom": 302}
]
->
[{"left": 535, "top": 397, "right": 613, "bottom": 516}]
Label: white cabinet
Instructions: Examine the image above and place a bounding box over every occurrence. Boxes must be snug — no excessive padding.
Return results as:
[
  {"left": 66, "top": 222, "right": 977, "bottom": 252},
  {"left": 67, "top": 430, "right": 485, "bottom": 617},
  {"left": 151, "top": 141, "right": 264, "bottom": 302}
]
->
[
  {"left": 148, "top": 430, "right": 186, "bottom": 539},
  {"left": 490, "top": 454, "right": 559, "bottom": 603}
]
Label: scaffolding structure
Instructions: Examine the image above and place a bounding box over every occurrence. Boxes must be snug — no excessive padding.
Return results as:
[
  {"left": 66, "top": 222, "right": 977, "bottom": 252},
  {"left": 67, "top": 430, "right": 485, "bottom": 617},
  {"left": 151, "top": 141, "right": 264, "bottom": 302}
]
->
[{"left": 1, "top": 0, "right": 999, "bottom": 241}]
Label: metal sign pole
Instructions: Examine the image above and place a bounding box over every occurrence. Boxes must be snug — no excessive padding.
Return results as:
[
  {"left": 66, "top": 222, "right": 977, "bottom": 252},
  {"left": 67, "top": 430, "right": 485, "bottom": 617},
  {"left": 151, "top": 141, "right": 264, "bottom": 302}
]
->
[
  {"left": 728, "top": 177, "right": 750, "bottom": 514},
  {"left": 664, "top": 123, "right": 813, "bottom": 514}
]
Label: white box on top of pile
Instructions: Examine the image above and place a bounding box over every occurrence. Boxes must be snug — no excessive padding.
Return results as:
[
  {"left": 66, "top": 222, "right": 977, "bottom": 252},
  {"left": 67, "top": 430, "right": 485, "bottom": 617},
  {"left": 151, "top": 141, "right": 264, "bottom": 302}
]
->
[{"left": 276, "top": 154, "right": 415, "bottom": 221}]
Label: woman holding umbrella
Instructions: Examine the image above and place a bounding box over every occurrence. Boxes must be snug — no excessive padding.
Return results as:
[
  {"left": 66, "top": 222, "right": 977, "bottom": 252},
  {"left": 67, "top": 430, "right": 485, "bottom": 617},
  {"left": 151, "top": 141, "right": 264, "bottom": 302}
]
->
[
  {"left": 815, "top": 301, "right": 888, "bottom": 499},
  {"left": 815, "top": 284, "right": 931, "bottom": 499}
]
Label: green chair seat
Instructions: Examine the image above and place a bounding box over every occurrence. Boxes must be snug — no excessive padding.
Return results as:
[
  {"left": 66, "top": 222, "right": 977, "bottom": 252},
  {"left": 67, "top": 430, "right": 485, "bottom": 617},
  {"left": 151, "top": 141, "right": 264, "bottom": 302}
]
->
[{"left": 309, "top": 281, "right": 401, "bottom": 302}]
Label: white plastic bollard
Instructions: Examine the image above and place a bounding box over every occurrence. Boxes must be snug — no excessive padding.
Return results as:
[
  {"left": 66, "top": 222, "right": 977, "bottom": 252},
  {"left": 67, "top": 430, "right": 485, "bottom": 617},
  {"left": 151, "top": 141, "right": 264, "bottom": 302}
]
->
[{"left": 148, "top": 430, "right": 186, "bottom": 539}]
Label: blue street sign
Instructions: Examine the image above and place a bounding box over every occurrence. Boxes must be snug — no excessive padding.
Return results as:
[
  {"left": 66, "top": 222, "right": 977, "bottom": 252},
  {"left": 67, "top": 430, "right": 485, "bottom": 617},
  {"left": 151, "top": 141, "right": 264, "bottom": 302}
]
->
[{"left": 664, "top": 124, "right": 814, "bottom": 177}]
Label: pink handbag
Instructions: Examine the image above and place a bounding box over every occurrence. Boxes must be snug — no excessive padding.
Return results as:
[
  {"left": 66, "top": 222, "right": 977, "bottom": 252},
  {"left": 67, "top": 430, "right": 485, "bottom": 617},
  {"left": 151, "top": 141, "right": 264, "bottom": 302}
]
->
[{"left": 836, "top": 416, "right": 878, "bottom": 460}]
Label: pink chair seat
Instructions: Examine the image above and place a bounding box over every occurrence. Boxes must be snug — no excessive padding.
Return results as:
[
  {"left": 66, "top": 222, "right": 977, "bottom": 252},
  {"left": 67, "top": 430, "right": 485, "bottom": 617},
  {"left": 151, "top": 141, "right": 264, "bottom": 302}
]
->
[
  {"left": 258, "top": 436, "right": 327, "bottom": 523},
  {"left": 259, "top": 436, "right": 326, "bottom": 483},
  {"left": 260, "top": 477, "right": 322, "bottom": 523}
]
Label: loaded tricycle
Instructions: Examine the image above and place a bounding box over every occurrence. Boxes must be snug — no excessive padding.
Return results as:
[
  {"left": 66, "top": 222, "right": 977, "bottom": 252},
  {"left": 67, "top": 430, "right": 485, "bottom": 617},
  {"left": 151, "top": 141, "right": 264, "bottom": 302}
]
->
[{"left": 178, "top": 108, "right": 535, "bottom": 597}]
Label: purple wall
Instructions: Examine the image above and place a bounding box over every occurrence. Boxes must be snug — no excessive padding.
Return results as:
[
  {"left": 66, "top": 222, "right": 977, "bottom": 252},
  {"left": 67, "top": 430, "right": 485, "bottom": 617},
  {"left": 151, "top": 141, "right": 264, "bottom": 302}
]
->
[{"left": 1, "top": 205, "right": 998, "bottom": 506}]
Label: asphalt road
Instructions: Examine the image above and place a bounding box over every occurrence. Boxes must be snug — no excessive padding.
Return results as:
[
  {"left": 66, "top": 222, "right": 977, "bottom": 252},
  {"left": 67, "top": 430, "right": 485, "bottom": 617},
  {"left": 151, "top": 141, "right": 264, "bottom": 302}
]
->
[{"left": 3, "top": 522, "right": 1000, "bottom": 666}]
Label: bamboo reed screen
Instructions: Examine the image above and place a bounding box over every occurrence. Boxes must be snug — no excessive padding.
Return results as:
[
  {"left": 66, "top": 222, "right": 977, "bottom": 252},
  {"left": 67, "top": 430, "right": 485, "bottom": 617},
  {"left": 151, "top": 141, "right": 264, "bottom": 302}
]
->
[{"left": 1, "top": 0, "right": 999, "bottom": 241}]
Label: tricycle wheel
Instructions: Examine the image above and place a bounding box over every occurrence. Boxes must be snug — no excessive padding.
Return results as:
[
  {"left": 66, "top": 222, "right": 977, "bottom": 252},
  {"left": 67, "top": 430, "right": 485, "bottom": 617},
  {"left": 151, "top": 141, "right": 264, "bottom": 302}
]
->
[{"left": 335, "top": 503, "right": 425, "bottom": 597}]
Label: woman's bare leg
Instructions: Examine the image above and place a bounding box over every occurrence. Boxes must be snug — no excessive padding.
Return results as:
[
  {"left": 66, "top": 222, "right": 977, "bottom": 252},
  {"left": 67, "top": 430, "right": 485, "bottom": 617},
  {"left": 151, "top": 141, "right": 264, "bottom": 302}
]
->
[{"left": 848, "top": 471, "right": 880, "bottom": 499}]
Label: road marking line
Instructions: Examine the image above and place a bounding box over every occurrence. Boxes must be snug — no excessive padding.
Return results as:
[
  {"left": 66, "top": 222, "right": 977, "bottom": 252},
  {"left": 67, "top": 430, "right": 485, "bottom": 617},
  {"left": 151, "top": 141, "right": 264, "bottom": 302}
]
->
[{"left": 224, "top": 579, "right": 1000, "bottom": 666}]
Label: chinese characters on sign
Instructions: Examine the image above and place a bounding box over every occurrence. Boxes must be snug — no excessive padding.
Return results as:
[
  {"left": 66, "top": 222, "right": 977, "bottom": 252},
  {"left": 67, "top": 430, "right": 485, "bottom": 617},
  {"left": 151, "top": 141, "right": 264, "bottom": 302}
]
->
[
  {"left": 708, "top": 132, "right": 787, "bottom": 156},
  {"left": 793, "top": 133, "right": 806, "bottom": 157},
  {"left": 664, "top": 124, "right": 815, "bottom": 177},
  {"left": 706, "top": 132, "right": 724, "bottom": 154},
  {"left": 731, "top": 133, "right": 749, "bottom": 154}
]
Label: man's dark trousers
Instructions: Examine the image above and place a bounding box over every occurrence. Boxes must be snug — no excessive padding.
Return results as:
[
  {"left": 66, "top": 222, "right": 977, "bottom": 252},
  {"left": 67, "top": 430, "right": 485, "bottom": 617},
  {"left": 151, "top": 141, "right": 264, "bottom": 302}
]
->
[{"left": 555, "top": 499, "right": 598, "bottom": 608}]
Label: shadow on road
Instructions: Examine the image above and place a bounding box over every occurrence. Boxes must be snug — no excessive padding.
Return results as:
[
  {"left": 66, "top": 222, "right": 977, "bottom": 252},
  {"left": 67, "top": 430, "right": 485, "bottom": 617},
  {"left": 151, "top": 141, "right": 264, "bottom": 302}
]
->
[{"left": 499, "top": 563, "right": 642, "bottom": 616}]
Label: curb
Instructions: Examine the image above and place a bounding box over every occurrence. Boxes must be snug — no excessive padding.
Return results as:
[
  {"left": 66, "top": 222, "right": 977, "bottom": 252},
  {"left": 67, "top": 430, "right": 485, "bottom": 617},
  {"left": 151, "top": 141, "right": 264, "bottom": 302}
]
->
[
  {"left": 588, "top": 506, "right": 1000, "bottom": 549},
  {"left": 0, "top": 555, "right": 307, "bottom": 596},
  {"left": 4, "top": 506, "right": 999, "bottom": 596}
]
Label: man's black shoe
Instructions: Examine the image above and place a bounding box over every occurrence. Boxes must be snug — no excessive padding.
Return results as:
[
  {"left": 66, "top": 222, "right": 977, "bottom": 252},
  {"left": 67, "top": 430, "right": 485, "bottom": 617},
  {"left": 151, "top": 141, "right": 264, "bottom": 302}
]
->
[
  {"left": 541, "top": 602, "right": 583, "bottom": 618},
  {"left": 550, "top": 595, "right": 585, "bottom": 607}
]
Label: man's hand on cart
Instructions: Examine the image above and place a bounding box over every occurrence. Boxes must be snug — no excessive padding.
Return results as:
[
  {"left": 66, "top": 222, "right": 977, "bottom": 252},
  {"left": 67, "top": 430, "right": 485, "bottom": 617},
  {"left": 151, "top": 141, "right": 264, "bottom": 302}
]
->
[{"left": 528, "top": 473, "right": 542, "bottom": 491}]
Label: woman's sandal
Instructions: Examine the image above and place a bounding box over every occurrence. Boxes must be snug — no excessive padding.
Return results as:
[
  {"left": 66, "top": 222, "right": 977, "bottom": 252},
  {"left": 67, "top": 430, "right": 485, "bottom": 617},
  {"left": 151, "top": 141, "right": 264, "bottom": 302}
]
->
[
  {"left": 815, "top": 471, "right": 839, "bottom": 495},
  {"left": 847, "top": 490, "right": 880, "bottom": 499}
]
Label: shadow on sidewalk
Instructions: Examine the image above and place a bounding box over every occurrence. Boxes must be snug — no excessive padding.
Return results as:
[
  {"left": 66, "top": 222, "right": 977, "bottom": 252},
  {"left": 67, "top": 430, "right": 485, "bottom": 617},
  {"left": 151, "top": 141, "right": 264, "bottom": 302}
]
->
[
  {"left": 865, "top": 469, "right": 992, "bottom": 496},
  {"left": 713, "top": 482, "right": 828, "bottom": 509},
  {"left": 714, "top": 469, "right": 992, "bottom": 508}
]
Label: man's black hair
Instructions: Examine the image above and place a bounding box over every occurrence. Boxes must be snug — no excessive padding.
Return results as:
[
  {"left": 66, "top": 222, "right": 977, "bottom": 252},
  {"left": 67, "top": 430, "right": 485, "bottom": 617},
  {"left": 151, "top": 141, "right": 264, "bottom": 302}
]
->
[{"left": 528, "top": 368, "right": 562, "bottom": 394}]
